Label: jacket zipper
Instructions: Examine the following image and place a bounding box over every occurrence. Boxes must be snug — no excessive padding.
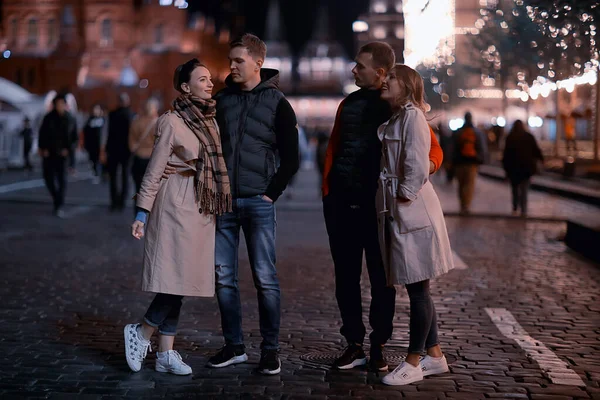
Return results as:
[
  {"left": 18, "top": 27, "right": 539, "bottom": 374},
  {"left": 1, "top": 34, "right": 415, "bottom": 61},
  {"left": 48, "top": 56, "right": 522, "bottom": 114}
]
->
[{"left": 234, "top": 94, "right": 259, "bottom": 197}]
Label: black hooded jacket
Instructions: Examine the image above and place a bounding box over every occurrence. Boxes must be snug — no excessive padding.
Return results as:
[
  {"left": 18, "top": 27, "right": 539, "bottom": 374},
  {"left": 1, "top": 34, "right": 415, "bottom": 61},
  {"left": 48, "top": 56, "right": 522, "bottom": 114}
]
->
[{"left": 215, "top": 68, "right": 299, "bottom": 201}]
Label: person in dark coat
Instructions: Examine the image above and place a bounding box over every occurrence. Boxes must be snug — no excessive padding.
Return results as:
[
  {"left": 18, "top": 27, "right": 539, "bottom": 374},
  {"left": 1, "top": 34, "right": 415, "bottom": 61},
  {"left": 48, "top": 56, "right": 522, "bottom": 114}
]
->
[
  {"left": 38, "top": 94, "right": 78, "bottom": 217},
  {"left": 106, "top": 93, "right": 134, "bottom": 211},
  {"left": 83, "top": 104, "right": 105, "bottom": 181},
  {"left": 20, "top": 117, "right": 34, "bottom": 171},
  {"left": 502, "top": 120, "right": 544, "bottom": 217}
]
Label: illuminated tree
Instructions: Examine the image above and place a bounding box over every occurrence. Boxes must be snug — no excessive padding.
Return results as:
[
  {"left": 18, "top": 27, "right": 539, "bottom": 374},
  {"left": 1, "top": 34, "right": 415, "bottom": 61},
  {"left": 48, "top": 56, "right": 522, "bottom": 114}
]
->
[
  {"left": 470, "top": 0, "right": 548, "bottom": 113},
  {"left": 524, "top": 0, "right": 598, "bottom": 80}
]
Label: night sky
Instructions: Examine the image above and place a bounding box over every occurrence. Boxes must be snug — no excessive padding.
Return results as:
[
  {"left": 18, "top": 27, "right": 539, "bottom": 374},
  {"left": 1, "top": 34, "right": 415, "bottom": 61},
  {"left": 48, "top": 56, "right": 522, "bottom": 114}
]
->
[{"left": 189, "top": 0, "right": 370, "bottom": 57}]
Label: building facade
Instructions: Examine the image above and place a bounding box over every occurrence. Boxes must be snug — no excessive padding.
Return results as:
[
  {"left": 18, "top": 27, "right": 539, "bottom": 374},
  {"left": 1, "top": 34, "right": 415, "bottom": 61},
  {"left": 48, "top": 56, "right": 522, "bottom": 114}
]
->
[
  {"left": 0, "top": 0, "right": 232, "bottom": 113},
  {"left": 354, "top": 0, "right": 405, "bottom": 63}
]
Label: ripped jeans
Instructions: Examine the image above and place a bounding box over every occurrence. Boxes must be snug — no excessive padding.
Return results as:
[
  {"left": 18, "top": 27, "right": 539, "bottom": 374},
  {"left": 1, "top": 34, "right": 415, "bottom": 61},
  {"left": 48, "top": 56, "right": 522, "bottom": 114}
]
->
[{"left": 215, "top": 195, "right": 280, "bottom": 350}]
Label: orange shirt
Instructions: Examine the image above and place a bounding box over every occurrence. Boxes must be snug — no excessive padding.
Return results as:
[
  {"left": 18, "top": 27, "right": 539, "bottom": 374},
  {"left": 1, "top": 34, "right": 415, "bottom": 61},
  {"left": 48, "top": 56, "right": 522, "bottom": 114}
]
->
[{"left": 322, "top": 102, "right": 443, "bottom": 197}]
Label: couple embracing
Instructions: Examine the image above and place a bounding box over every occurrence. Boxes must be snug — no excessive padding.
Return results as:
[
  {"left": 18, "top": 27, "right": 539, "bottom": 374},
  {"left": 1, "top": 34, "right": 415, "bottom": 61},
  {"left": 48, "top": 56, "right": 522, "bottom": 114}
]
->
[{"left": 125, "top": 34, "right": 298, "bottom": 376}]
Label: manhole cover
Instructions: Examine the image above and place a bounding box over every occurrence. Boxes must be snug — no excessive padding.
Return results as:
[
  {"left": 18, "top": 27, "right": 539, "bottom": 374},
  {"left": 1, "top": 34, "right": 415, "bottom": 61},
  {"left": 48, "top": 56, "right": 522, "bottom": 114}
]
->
[{"left": 300, "top": 350, "right": 456, "bottom": 369}]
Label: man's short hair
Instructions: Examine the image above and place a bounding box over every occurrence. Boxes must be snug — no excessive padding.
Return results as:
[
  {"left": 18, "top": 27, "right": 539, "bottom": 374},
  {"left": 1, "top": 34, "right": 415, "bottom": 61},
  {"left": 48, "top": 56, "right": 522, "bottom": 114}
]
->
[
  {"left": 230, "top": 33, "right": 267, "bottom": 61},
  {"left": 358, "top": 42, "right": 395, "bottom": 72},
  {"left": 52, "top": 94, "right": 67, "bottom": 105}
]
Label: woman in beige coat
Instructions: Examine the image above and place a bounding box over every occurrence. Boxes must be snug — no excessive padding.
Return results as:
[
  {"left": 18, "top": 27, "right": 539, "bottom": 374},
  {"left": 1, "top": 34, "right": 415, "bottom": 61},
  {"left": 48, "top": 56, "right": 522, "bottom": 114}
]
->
[
  {"left": 124, "top": 59, "right": 232, "bottom": 376},
  {"left": 376, "top": 65, "right": 454, "bottom": 386}
]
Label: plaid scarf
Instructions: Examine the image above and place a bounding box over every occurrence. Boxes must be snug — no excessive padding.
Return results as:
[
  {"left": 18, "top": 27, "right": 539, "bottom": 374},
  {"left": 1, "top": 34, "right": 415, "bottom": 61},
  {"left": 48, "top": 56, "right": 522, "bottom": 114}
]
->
[{"left": 173, "top": 94, "right": 232, "bottom": 215}]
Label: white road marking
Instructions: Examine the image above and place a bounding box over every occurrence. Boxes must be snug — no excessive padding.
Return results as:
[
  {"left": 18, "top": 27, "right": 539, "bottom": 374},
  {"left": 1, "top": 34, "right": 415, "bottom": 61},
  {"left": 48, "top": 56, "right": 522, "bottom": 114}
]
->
[
  {"left": 0, "top": 172, "right": 93, "bottom": 194},
  {"left": 485, "top": 308, "right": 585, "bottom": 387},
  {"left": 452, "top": 251, "right": 469, "bottom": 270}
]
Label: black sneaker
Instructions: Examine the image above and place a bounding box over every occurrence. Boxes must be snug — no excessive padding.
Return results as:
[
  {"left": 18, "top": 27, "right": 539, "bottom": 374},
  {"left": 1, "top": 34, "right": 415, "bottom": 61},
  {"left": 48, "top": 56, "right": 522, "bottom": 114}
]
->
[
  {"left": 258, "top": 349, "right": 281, "bottom": 375},
  {"left": 369, "top": 345, "right": 389, "bottom": 372},
  {"left": 334, "top": 344, "right": 367, "bottom": 370},
  {"left": 206, "top": 344, "right": 248, "bottom": 368}
]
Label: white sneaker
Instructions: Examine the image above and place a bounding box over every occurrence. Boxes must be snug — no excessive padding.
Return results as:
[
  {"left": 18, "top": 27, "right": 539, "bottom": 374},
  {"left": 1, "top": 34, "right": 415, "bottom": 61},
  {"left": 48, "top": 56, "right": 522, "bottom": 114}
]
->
[
  {"left": 382, "top": 361, "right": 424, "bottom": 386},
  {"left": 420, "top": 355, "right": 449, "bottom": 377},
  {"left": 156, "top": 350, "right": 192, "bottom": 375},
  {"left": 124, "top": 324, "right": 152, "bottom": 372}
]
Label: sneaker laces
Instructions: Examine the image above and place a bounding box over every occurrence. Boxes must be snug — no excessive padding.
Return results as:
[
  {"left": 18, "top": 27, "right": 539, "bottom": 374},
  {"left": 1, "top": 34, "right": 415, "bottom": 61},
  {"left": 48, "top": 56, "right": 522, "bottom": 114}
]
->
[
  {"left": 170, "top": 350, "right": 183, "bottom": 363},
  {"left": 136, "top": 341, "right": 152, "bottom": 362}
]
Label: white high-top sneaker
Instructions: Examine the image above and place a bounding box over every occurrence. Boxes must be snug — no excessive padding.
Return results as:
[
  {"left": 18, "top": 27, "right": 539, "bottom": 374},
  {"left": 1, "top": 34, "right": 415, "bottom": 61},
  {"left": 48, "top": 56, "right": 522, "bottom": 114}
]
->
[
  {"left": 156, "top": 350, "right": 192, "bottom": 375},
  {"left": 420, "top": 355, "right": 449, "bottom": 376},
  {"left": 124, "top": 324, "right": 152, "bottom": 372},
  {"left": 382, "top": 361, "right": 424, "bottom": 386}
]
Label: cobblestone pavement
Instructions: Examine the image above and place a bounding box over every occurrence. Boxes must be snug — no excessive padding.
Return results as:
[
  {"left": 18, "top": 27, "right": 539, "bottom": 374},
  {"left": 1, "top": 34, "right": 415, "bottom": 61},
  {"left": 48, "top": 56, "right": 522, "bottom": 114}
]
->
[{"left": 0, "top": 168, "right": 599, "bottom": 399}]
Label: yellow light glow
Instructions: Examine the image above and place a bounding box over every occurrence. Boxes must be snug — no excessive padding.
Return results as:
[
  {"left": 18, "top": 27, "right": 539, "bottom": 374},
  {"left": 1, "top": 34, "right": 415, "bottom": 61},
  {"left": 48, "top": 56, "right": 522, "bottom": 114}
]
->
[{"left": 403, "top": 0, "right": 455, "bottom": 68}]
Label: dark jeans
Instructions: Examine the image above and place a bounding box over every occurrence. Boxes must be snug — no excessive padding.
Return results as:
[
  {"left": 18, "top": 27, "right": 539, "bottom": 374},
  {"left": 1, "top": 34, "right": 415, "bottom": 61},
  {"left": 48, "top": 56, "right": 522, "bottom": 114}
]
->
[
  {"left": 406, "top": 280, "right": 439, "bottom": 354},
  {"left": 215, "top": 195, "right": 280, "bottom": 350},
  {"left": 42, "top": 156, "right": 67, "bottom": 211},
  {"left": 23, "top": 145, "right": 32, "bottom": 170},
  {"left": 87, "top": 147, "right": 100, "bottom": 176},
  {"left": 143, "top": 293, "right": 184, "bottom": 336},
  {"left": 323, "top": 194, "right": 396, "bottom": 347},
  {"left": 107, "top": 155, "right": 130, "bottom": 208},
  {"left": 510, "top": 179, "right": 530, "bottom": 213},
  {"left": 131, "top": 156, "right": 150, "bottom": 194}
]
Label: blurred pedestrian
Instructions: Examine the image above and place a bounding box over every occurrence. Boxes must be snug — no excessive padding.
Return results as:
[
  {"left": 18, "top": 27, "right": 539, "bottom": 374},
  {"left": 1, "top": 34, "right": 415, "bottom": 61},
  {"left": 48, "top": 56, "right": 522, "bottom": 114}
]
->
[
  {"left": 377, "top": 64, "right": 454, "bottom": 386},
  {"left": 451, "top": 111, "right": 487, "bottom": 215},
  {"left": 315, "top": 128, "right": 329, "bottom": 191},
  {"left": 321, "top": 42, "right": 443, "bottom": 373},
  {"left": 38, "top": 94, "right": 78, "bottom": 217},
  {"left": 502, "top": 120, "right": 544, "bottom": 217},
  {"left": 19, "top": 116, "right": 33, "bottom": 171},
  {"left": 564, "top": 115, "right": 577, "bottom": 153},
  {"left": 437, "top": 122, "right": 454, "bottom": 183},
  {"left": 83, "top": 104, "right": 105, "bottom": 183},
  {"left": 126, "top": 59, "right": 231, "bottom": 376},
  {"left": 129, "top": 98, "right": 159, "bottom": 197},
  {"left": 106, "top": 93, "right": 134, "bottom": 211}
]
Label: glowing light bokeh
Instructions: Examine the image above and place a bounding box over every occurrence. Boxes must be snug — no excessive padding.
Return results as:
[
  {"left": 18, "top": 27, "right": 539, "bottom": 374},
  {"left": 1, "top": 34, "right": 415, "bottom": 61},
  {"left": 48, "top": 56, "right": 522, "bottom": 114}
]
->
[{"left": 403, "top": 0, "right": 455, "bottom": 68}]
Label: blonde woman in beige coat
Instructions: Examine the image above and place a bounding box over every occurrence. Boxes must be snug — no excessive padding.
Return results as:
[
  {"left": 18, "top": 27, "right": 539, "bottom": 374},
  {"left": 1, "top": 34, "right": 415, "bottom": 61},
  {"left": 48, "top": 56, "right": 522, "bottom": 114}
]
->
[
  {"left": 124, "top": 59, "right": 232, "bottom": 376},
  {"left": 376, "top": 65, "right": 454, "bottom": 386}
]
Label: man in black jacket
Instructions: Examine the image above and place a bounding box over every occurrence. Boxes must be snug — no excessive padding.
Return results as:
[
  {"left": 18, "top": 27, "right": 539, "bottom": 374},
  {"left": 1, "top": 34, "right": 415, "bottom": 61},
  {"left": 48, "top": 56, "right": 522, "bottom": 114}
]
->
[
  {"left": 38, "top": 94, "right": 78, "bottom": 217},
  {"left": 106, "top": 93, "right": 134, "bottom": 211},
  {"left": 205, "top": 34, "right": 299, "bottom": 375},
  {"left": 321, "top": 42, "right": 397, "bottom": 372}
]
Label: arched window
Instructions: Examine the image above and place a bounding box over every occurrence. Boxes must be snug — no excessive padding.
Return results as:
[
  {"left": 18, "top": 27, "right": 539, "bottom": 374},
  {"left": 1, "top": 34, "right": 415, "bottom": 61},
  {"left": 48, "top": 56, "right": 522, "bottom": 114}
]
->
[
  {"left": 101, "top": 18, "right": 112, "bottom": 46},
  {"left": 155, "top": 24, "right": 164, "bottom": 44},
  {"left": 48, "top": 18, "right": 57, "bottom": 45},
  {"left": 10, "top": 18, "right": 18, "bottom": 43},
  {"left": 27, "top": 18, "right": 38, "bottom": 45}
]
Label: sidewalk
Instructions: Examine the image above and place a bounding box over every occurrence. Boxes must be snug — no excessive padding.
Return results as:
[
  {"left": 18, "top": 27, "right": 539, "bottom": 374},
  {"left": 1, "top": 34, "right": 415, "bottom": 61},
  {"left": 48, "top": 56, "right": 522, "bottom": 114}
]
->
[{"left": 478, "top": 164, "right": 600, "bottom": 207}]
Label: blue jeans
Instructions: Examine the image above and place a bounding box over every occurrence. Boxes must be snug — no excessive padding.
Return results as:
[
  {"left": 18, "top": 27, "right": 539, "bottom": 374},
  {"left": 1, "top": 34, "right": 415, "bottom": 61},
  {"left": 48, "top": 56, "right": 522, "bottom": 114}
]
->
[
  {"left": 143, "top": 293, "right": 184, "bottom": 336},
  {"left": 215, "top": 195, "right": 280, "bottom": 350}
]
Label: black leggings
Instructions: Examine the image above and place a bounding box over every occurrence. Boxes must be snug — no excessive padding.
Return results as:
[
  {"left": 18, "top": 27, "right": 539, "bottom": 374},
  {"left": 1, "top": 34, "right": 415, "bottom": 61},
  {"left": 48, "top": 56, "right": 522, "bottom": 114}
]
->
[{"left": 406, "top": 280, "right": 439, "bottom": 354}]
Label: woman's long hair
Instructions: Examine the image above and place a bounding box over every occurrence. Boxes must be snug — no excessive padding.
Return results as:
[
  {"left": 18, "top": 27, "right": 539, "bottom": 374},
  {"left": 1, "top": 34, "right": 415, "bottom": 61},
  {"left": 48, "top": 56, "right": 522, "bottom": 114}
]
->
[{"left": 391, "top": 64, "right": 429, "bottom": 114}]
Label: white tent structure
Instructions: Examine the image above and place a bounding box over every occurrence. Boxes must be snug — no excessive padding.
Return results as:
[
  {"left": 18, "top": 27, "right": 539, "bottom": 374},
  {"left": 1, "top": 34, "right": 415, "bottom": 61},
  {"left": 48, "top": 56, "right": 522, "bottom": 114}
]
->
[{"left": 0, "top": 78, "right": 46, "bottom": 168}]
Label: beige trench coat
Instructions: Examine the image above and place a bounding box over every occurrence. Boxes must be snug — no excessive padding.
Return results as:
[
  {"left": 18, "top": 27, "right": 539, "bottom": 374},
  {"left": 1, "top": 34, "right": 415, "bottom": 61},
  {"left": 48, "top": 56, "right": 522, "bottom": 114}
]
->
[
  {"left": 136, "top": 111, "right": 216, "bottom": 297},
  {"left": 375, "top": 103, "right": 454, "bottom": 286}
]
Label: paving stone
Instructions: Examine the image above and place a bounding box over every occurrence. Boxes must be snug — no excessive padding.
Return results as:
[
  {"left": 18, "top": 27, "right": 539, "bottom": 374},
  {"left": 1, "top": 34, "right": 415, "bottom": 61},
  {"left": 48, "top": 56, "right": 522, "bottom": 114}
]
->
[{"left": 1, "top": 172, "right": 599, "bottom": 399}]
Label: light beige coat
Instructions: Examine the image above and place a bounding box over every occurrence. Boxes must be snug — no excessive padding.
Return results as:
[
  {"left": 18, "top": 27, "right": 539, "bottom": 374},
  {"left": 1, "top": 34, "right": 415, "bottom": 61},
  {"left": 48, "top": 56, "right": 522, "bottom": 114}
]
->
[
  {"left": 136, "top": 111, "right": 216, "bottom": 297},
  {"left": 376, "top": 103, "right": 454, "bottom": 286}
]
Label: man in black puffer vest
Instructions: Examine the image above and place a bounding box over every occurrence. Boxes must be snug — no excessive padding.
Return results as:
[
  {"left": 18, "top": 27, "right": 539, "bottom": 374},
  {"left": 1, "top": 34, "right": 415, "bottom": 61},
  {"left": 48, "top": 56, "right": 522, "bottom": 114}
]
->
[
  {"left": 205, "top": 34, "right": 299, "bottom": 376},
  {"left": 322, "top": 42, "right": 397, "bottom": 373}
]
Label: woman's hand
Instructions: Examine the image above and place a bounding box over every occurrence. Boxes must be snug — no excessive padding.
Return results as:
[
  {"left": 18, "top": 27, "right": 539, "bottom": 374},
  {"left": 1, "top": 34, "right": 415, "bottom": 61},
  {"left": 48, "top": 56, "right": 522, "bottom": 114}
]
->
[
  {"left": 132, "top": 221, "right": 145, "bottom": 239},
  {"left": 162, "top": 163, "right": 177, "bottom": 179}
]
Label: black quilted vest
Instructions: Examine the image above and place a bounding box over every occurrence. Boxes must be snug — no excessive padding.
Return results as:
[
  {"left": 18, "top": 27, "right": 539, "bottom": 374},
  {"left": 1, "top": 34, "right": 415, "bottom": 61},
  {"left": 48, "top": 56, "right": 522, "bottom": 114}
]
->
[
  {"left": 329, "top": 88, "right": 392, "bottom": 203},
  {"left": 215, "top": 69, "right": 284, "bottom": 198}
]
